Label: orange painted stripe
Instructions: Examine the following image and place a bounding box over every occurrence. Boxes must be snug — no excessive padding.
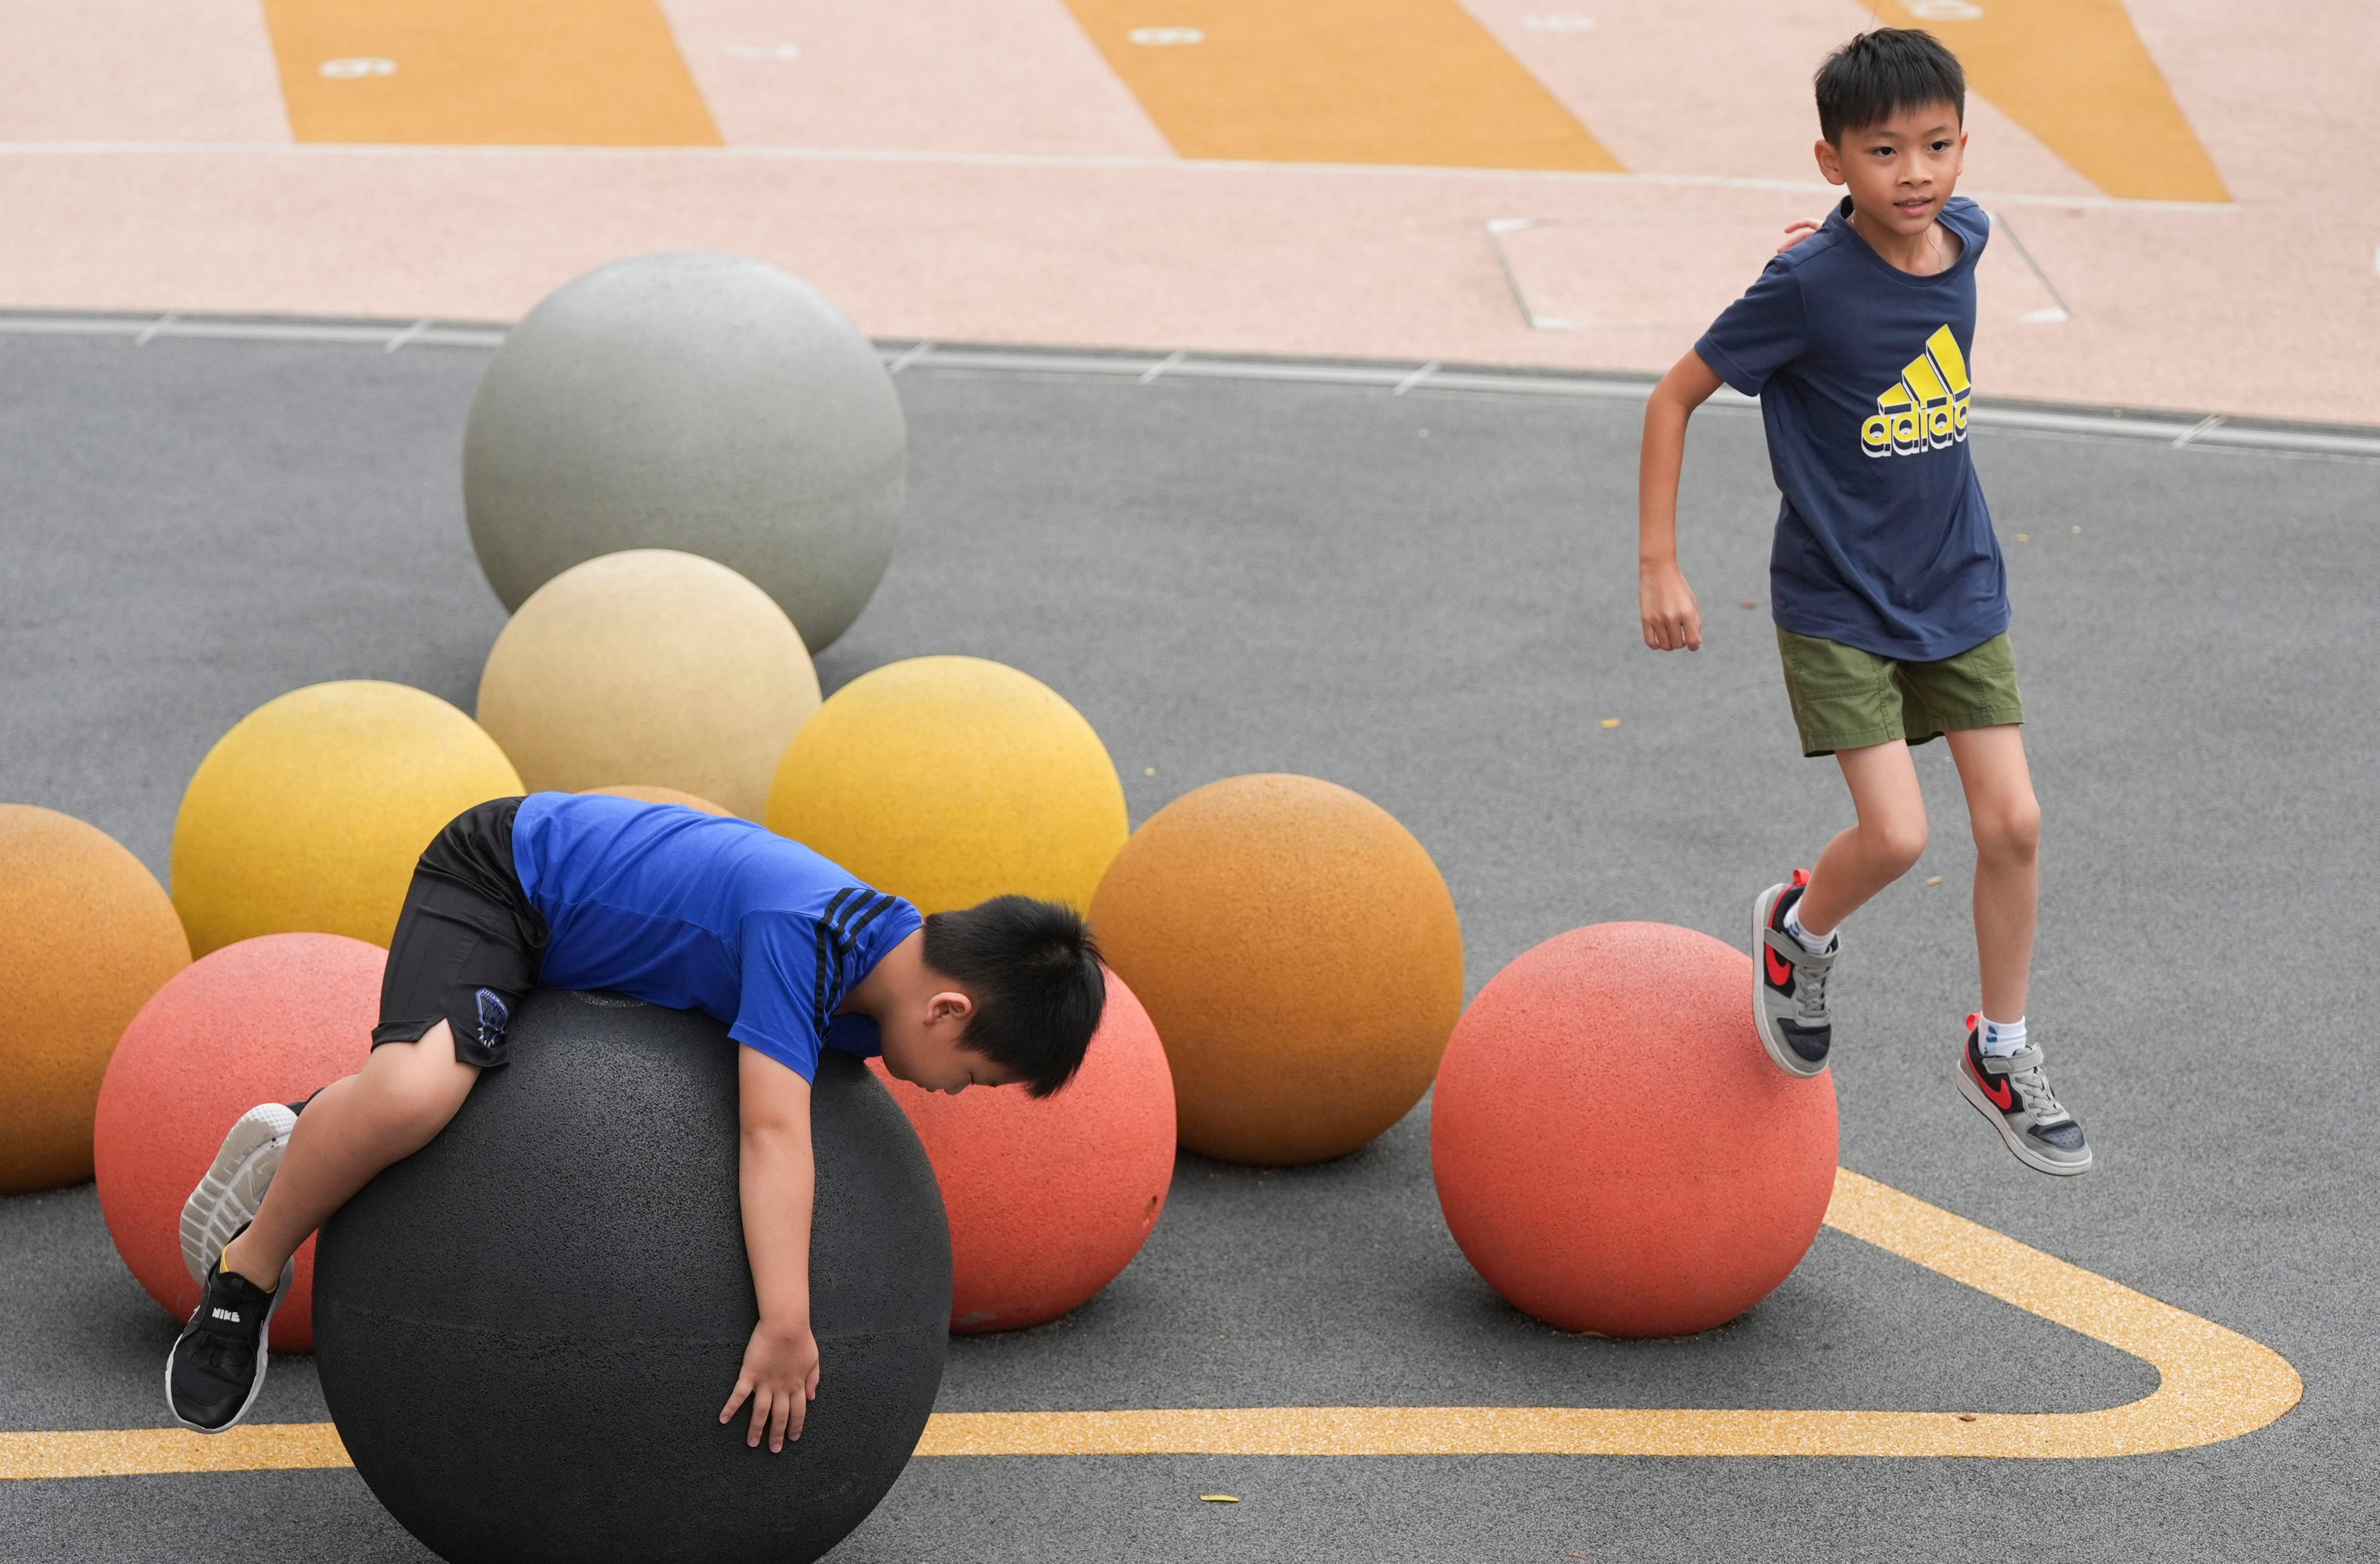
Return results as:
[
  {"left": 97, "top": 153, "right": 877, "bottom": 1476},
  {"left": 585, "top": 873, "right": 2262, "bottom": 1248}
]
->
[
  {"left": 262, "top": 0, "right": 720, "bottom": 146},
  {"left": 2, "top": 1171, "right": 2298, "bottom": 1477},
  {"left": 1873, "top": 1, "right": 2225, "bottom": 203},
  {"left": 1063, "top": 0, "right": 1620, "bottom": 172}
]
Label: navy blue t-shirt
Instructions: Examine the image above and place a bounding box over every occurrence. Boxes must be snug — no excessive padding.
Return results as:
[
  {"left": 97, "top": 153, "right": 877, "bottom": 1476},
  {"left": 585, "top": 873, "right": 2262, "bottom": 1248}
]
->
[
  {"left": 510, "top": 793, "right": 922, "bottom": 1081},
  {"left": 1694, "top": 196, "right": 2006, "bottom": 662}
]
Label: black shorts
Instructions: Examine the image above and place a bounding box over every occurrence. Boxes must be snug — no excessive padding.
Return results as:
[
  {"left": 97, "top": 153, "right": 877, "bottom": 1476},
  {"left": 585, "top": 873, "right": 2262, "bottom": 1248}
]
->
[{"left": 373, "top": 798, "right": 549, "bottom": 1069}]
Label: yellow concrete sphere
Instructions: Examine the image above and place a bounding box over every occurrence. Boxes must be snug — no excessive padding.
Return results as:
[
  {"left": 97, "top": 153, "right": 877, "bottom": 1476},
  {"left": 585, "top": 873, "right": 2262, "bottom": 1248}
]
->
[
  {"left": 0, "top": 806, "right": 191, "bottom": 1191},
  {"left": 765, "top": 657, "right": 1126, "bottom": 914},
  {"left": 1089, "top": 774, "right": 1465, "bottom": 1165},
  {"left": 476, "top": 550, "right": 821, "bottom": 821},
  {"left": 582, "top": 785, "right": 733, "bottom": 817},
  {"left": 172, "top": 682, "right": 524, "bottom": 955}
]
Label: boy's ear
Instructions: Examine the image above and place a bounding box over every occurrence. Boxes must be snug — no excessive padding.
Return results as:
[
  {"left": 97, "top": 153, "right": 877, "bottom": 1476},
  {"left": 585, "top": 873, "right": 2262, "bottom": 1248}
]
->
[
  {"left": 1813, "top": 138, "right": 1847, "bottom": 185},
  {"left": 927, "top": 989, "right": 974, "bottom": 1026}
]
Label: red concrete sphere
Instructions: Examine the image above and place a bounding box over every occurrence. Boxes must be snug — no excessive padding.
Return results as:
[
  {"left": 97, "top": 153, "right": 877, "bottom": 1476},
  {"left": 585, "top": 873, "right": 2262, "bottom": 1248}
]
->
[
  {"left": 1431, "top": 923, "right": 1838, "bottom": 1337},
  {"left": 95, "top": 932, "right": 383, "bottom": 1351},
  {"left": 870, "top": 971, "right": 1175, "bottom": 1332}
]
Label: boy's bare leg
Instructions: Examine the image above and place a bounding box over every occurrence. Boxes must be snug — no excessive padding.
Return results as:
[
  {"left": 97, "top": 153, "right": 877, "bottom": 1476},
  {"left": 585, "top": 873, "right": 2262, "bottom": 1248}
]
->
[
  {"left": 219, "top": 1020, "right": 477, "bottom": 1291},
  {"left": 1942, "top": 724, "right": 2041, "bottom": 1020},
  {"left": 1795, "top": 739, "right": 1930, "bottom": 939}
]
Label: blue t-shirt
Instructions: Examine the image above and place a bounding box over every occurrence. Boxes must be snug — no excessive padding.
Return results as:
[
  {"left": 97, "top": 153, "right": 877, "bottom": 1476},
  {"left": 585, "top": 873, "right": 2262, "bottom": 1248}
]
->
[
  {"left": 510, "top": 793, "right": 922, "bottom": 1080},
  {"left": 1694, "top": 195, "right": 2007, "bottom": 663}
]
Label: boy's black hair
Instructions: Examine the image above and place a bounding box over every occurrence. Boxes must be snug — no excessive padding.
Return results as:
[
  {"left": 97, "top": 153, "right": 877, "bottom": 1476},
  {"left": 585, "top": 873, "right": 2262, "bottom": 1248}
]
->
[
  {"left": 1814, "top": 29, "right": 1966, "bottom": 146},
  {"left": 922, "top": 896, "right": 1105, "bottom": 1097}
]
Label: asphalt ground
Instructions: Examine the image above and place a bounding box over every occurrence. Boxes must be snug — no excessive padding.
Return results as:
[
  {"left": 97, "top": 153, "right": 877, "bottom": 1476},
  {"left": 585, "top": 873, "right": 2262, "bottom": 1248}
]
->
[{"left": 2, "top": 334, "right": 2376, "bottom": 1561}]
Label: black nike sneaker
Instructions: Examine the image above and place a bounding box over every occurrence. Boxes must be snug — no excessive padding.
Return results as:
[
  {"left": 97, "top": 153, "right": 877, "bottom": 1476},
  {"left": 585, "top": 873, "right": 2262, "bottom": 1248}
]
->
[
  {"left": 166, "top": 1237, "right": 290, "bottom": 1433},
  {"left": 1955, "top": 1015, "right": 2092, "bottom": 1176},
  {"left": 1753, "top": 869, "right": 1837, "bottom": 1076}
]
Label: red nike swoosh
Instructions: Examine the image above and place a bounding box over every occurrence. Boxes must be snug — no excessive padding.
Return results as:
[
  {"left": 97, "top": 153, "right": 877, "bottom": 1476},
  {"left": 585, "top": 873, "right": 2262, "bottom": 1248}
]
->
[
  {"left": 1973, "top": 1058, "right": 2016, "bottom": 1111},
  {"left": 1765, "top": 944, "right": 1794, "bottom": 986}
]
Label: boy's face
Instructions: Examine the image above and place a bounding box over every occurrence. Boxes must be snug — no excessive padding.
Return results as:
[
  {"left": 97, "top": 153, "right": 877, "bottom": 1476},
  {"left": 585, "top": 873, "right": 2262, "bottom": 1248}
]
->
[
  {"left": 876, "top": 982, "right": 1026, "bottom": 1095},
  {"left": 1814, "top": 102, "right": 1966, "bottom": 237}
]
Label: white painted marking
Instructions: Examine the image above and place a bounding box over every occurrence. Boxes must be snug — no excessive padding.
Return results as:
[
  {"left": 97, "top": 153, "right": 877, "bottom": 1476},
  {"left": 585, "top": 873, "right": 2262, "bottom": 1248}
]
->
[
  {"left": 2171, "top": 414, "right": 2225, "bottom": 449},
  {"left": 1139, "top": 349, "right": 1184, "bottom": 384},
  {"left": 722, "top": 44, "right": 800, "bottom": 60},
  {"left": 382, "top": 319, "right": 430, "bottom": 353},
  {"left": 1907, "top": 0, "right": 1984, "bottom": 17},
  {"left": 1391, "top": 362, "right": 1440, "bottom": 396},
  {"left": 319, "top": 58, "right": 396, "bottom": 80},
  {"left": 1523, "top": 13, "right": 1597, "bottom": 30},
  {"left": 1128, "top": 27, "right": 1204, "bottom": 45},
  {"left": 884, "top": 341, "right": 935, "bottom": 374}
]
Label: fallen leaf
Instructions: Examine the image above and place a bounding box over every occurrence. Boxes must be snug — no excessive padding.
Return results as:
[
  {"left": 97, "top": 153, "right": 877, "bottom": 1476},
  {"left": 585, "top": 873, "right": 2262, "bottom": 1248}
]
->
[
  {"left": 1740, "top": 599, "right": 1757, "bottom": 610},
  {"left": 1926, "top": 876, "right": 1943, "bottom": 886},
  {"left": 1600, "top": 718, "right": 1621, "bottom": 729},
  {"left": 1957, "top": 1414, "right": 1978, "bottom": 1423},
  {"left": 1143, "top": 767, "right": 1156, "bottom": 776},
  {"left": 2014, "top": 534, "right": 2030, "bottom": 543},
  {"left": 1201, "top": 1495, "right": 1240, "bottom": 1504},
  {"left": 2071, "top": 525, "right": 2082, "bottom": 534}
]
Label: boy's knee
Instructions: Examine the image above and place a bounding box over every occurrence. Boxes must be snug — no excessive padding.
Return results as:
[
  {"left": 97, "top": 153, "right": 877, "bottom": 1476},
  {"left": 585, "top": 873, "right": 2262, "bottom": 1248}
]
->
[
  {"left": 1869, "top": 817, "right": 1929, "bottom": 875},
  {"left": 1975, "top": 797, "right": 2042, "bottom": 861},
  {"left": 364, "top": 1035, "right": 474, "bottom": 1147}
]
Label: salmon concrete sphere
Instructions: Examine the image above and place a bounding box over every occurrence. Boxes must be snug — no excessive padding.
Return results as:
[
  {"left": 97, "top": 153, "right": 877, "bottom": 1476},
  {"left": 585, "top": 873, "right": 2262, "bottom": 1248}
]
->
[
  {"left": 872, "top": 971, "right": 1175, "bottom": 1332},
  {"left": 463, "top": 251, "right": 905, "bottom": 654},
  {"left": 477, "top": 550, "right": 822, "bottom": 821},
  {"left": 767, "top": 657, "right": 1127, "bottom": 914},
  {"left": 94, "top": 933, "right": 381, "bottom": 1352},
  {"left": 171, "top": 681, "right": 524, "bottom": 955},
  {"left": 582, "top": 783, "right": 733, "bottom": 816},
  {"left": 1090, "top": 774, "right": 1464, "bottom": 1165},
  {"left": 1431, "top": 923, "right": 1839, "bottom": 1338},
  {"left": 0, "top": 807, "right": 191, "bottom": 1193}
]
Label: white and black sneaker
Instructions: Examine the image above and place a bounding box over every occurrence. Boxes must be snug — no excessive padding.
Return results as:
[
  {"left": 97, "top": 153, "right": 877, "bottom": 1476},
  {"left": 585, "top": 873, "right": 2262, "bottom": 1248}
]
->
[
  {"left": 180, "top": 1102, "right": 298, "bottom": 1287},
  {"left": 166, "top": 1234, "right": 291, "bottom": 1432},
  {"left": 1753, "top": 870, "right": 1836, "bottom": 1076},
  {"left": 1955, "top": 1016, "right": 2092, "bottom": 1176}
]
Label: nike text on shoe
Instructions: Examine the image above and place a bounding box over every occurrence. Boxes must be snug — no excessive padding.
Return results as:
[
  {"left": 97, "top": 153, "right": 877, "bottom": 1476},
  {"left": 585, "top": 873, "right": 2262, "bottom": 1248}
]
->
[
  {"left": 1753, "top": 871, "right": 1836, "bottom": 1076},
  {"left": 1955, "top": 1016, "right": 2092, "bottom": 1176},
  {"left": 166, "top": 1243, "right": 292, "bottom": 1433},
  {"left": 180, "top": 1102, "right": 298, "bottom": 1286}
]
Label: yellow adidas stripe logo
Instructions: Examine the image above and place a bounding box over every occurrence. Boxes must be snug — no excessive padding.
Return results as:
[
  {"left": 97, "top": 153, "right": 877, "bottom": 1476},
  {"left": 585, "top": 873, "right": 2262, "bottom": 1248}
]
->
[{"left": 1860, "top": 326, "right": 1971, "bottom": 460}]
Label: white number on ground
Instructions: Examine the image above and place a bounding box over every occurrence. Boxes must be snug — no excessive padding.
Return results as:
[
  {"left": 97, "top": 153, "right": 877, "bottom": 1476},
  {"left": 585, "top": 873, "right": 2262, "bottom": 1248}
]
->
[
  {"left": 1128, "top": 27, "right": 1204, "bottom": 45},
  {"left": 1906, "top": 0, "right": 1984, "bottom": 19},
  {"left": 319, "top": 57, "right": 396, "bottom": 79},
  {"left": 1523, "top": 13, "right": 1596, "bottom": 30}
]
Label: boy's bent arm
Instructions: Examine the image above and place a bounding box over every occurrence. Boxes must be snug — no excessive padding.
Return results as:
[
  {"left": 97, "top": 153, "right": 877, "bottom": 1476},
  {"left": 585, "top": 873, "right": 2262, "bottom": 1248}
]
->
[
  {"left": 1638, "top": 350, "right": 1724, "bottom": 652},
  {"left": 721, "top": 1046, "right": 822, "bottom": 1452}
]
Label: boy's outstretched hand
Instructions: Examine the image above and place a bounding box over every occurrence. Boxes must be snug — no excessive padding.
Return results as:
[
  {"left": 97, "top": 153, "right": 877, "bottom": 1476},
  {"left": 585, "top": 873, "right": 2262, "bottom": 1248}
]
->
[
  {"left": 721, "top": 1317, "right": 820, "bottom": 1452},
  {"left": 1640, "top": 562, "right": 1703, "bottom": 651}
]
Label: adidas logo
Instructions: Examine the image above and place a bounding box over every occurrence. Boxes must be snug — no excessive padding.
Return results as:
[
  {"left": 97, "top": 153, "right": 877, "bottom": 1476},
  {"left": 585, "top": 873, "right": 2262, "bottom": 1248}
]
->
[
  {"left": 211, "top": 1307, "right": 241, "bottom": 1322},
  {"left": 1860, "top": 325, "right": 1971, "bottom": 459}
]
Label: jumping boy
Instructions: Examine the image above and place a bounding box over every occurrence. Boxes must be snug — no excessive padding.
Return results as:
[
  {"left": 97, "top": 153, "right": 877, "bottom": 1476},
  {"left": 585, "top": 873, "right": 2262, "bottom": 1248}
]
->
[
  {"left": 164, "top": 792, "right": 1106, "bottom": 1440},
  {"left": 1636, "top": 28, "right": 2089, "bottom": 1175}
]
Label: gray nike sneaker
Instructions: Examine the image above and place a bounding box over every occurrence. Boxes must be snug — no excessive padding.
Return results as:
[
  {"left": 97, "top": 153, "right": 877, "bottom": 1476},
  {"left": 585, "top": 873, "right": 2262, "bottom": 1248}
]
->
[
  {"left": 180, "top": 1102, "right": 298, "bottom": 1286},
  {"left": 1955, "top": 1016, "right": 2092, "bottom": 1176},
  {"left": 1753, "top": 871, "right": 1836, "bottom": 1076}
]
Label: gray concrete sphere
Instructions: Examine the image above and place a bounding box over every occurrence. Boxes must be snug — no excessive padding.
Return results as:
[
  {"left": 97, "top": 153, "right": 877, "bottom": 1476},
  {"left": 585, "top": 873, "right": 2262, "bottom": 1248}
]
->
[{"left": 463, "top": 252, "right": 905, "bottom": 653}]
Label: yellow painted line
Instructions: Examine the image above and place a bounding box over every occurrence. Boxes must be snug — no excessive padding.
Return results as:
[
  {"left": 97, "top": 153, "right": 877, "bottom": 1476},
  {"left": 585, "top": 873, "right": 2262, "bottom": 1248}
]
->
[
  {"left": 1870, "top": 0, "right": 2225, "bottom": 203},
  {"left": 262, "top": 0, "right": 720, "bottom": 146},
  {"left": 2, "top": 1170, "right": 2297, "bottom": 1478},
  {"left": 1062, "top": 0, "right": 1619, "bottom": 172}
]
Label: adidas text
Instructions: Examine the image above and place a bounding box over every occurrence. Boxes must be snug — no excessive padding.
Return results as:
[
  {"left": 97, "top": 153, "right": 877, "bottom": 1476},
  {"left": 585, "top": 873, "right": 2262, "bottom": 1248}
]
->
[{"left": 1862, "top": 325, "right": 1972, "bottom": 460}]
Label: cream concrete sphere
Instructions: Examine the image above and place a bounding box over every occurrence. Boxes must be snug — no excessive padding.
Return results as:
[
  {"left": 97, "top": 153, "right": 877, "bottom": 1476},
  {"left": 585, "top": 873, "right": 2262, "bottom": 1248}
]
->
[
  {"left": 477, "top": 551, "right": 821, "bottom": 821},
  {"left": 463, "top": 252, "right": 905, "bottom": 652},
  {"left": 766, "top": 657, "right": 1127, "bottom": 914}
]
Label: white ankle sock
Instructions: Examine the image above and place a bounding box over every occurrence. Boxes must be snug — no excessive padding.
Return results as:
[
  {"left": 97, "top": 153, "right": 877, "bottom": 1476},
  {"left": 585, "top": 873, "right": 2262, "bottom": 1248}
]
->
[
  {"left": 1783, "top": 901, "right": 1837, "bottom": 955},
  {"left": 1978, "top": 1015, "right": 2027, "bottom": 1057}
]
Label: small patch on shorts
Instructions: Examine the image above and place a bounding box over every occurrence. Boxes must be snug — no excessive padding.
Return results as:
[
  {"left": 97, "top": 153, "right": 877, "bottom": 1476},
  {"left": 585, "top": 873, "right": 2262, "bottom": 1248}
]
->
[{"left": 474, "top": 988, "right": 511, "bottom": 1051}]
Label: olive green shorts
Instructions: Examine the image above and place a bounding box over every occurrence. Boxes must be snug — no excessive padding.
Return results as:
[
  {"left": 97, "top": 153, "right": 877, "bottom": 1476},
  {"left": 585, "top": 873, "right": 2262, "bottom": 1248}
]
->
[{"left": 1776, "top": 629, "right": 2024, "bottom": 757}]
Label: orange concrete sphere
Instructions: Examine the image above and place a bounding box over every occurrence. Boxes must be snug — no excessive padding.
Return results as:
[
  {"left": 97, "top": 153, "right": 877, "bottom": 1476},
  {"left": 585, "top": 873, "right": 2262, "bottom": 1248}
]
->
[
  {"left": 869, "top": 972, "right": 1174, "bottom": 1332},
  {"left": 1431, "top": 923, "right": 1838, "bottom": 1337},
  {"left": 94, "top": 933, "right": 382, "bottom": 1351},
  {"left": 1089, "top": 774, "right": 1464, "bottom": 1165},
  {"left": 0, "top": 806, "right": 191, "bottom": 1193},
  {"left": 582, "top": 784, "right": 733, "bottom": 816}
]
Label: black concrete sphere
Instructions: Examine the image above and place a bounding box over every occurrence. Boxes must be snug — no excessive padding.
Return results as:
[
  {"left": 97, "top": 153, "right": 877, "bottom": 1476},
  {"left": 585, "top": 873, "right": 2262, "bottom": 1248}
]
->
[{"left": 314, "top": 989, "right": 951, "bottom": 1564}]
